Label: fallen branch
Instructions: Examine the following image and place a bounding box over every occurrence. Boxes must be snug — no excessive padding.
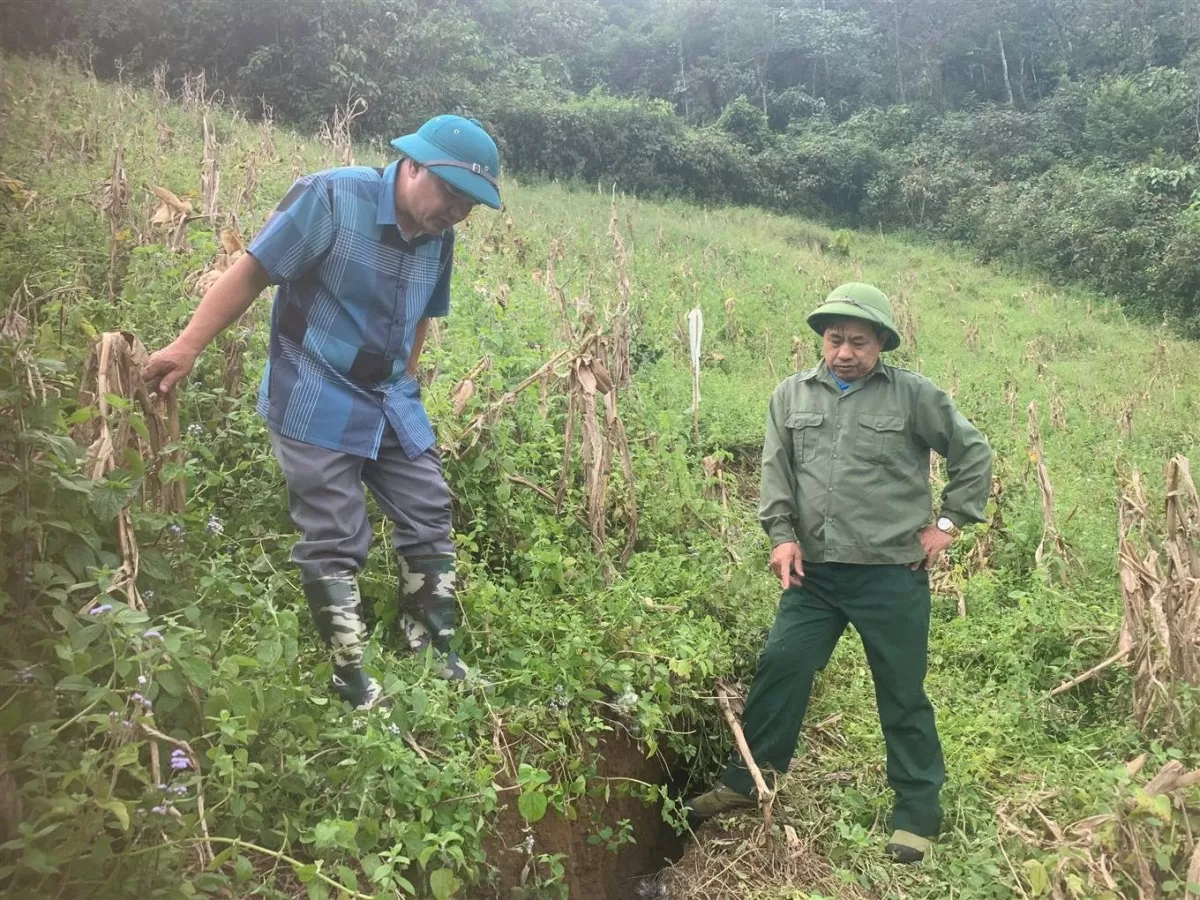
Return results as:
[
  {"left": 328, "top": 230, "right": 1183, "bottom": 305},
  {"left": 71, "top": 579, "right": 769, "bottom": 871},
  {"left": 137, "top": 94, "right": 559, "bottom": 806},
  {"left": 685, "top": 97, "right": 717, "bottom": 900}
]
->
[
  {"left": 1048, "top": 648, "right": 1132, "bottom": 697},
  {"left": 715, "top": 682, "right": 775, "bottom": 832},
  {"left": 507, "top": 474, "right": 589, "bottom": 528}
]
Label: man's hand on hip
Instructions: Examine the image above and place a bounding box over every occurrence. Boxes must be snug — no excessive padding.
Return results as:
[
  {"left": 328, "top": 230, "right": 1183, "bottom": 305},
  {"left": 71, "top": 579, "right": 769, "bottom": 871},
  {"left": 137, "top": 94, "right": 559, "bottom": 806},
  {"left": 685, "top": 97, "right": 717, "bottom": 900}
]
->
[
  {"left": 771, "top": 541, "right": 804, "bottom": 590},
  {"left": 911, "top": 525, "right": 954, "bottom": 570}
]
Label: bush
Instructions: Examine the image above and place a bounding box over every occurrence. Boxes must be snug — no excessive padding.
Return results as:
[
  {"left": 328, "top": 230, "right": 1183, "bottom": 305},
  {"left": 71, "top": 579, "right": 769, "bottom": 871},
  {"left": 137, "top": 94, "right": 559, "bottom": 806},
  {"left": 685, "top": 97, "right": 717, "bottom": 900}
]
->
[
  {"left": 716, "top": 95, "right": 772, "bottom": 153},
  {"left": 1079, "top": 68, "right": 1200, "bottom": 162},
  {"left": 957, "top": 165, "right": 1198, "bottom": 328}
]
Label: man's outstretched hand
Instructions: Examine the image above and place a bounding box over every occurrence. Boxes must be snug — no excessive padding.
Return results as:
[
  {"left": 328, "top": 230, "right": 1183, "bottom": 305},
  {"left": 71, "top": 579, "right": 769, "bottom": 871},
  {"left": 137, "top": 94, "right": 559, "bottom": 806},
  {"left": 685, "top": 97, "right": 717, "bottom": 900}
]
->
[
  {"left": 911, "top": 525, "right": 954, "bottom": 570},
  {"left": 770, "top": 541, "right": 804, "bottom": 590},
  {"left": 143, "top": 340, "right": 200, "bottom": 395}
]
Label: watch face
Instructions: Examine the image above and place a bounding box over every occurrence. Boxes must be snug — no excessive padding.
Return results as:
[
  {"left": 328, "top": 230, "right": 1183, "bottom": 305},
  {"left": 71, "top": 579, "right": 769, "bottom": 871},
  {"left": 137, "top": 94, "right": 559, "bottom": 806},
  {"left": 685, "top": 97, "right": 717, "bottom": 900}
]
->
[{"left": 937, "top": 517, "right": 955, "bottom": 532}]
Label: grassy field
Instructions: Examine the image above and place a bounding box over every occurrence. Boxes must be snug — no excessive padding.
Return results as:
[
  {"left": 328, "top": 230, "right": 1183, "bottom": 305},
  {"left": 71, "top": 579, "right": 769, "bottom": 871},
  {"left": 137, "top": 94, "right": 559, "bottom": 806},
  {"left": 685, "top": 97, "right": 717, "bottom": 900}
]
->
[{"left": 1, "top": 55, "right": 1198, "bottom": 899}]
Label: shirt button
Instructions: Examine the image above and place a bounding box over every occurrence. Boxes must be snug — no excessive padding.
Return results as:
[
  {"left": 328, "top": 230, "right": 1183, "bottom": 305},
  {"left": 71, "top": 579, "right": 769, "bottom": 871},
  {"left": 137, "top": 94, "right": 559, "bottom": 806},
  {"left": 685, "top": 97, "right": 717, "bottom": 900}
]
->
[
  {"left": 833, "top": 453, "right": 838, "bottom": 459},
  {"left": 826, "top": 517, "right": 833, "bottom": 523}
]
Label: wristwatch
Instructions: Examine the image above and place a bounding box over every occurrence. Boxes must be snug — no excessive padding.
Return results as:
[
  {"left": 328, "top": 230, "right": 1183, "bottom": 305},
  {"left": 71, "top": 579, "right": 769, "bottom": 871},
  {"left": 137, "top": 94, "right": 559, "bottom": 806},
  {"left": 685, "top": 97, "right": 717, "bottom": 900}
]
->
[{"left": 935, "top": 516, "right": 958, "bottom": 535}]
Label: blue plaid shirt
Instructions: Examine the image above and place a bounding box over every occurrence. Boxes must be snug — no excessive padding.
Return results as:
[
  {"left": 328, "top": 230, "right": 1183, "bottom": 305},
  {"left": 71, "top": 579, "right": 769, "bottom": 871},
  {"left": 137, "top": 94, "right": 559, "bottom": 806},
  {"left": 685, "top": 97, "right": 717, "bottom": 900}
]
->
[{"left": 248, "top": 162, "right": 452, "bottom": 459}]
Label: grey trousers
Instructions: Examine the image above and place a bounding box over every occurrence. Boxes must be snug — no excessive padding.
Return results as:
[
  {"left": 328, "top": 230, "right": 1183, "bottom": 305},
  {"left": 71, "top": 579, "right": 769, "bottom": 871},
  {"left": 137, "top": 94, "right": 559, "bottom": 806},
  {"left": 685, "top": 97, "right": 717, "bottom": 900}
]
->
[{"left": 269, "top": 427, "right": 454, "bottom": 582}]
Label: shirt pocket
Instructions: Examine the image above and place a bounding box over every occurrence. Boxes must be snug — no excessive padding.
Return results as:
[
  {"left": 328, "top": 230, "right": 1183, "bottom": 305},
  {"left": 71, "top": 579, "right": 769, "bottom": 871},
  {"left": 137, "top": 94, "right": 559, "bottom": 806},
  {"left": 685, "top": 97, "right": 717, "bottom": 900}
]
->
[
  {"left": 857, "top": 413, "right": 906, "bottom": 463},
  {"left": 786, "top": 411, "right": 824, "bottom": 464}
]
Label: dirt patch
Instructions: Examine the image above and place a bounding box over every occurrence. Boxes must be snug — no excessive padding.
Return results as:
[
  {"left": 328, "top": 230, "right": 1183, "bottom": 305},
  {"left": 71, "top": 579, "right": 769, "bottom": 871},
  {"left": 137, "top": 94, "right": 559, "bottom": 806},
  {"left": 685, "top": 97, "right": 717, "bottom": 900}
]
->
[{"left": 481, "top": 732, "right": 686, "bottom": 898}]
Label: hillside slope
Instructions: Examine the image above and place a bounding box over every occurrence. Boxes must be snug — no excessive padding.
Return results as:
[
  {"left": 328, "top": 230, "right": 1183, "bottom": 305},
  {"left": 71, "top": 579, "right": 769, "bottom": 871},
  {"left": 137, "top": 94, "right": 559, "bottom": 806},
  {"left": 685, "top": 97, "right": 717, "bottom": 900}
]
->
[{"left": 1, "top": 56, "right": 1198, "bottom": 899}]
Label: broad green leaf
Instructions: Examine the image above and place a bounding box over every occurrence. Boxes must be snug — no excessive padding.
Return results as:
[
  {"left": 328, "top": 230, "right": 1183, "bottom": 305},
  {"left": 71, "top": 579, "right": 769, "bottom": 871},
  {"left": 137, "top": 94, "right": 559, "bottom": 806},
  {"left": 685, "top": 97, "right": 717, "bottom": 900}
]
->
[
  {"left": 335, "top": 865, "right": 358, "bottom": 891},
  {"left": 255, "top": 640, "right": 282, "bottom": 667},
  {"left": 313, "top": 819, "right": 339, "bottom": 849},
  {"left": 71, "top": 623, "right": 105, "bottom": 651},
  {"left": 1023, "top": 859, "right": 1049, "bottom": 896},
  {"left": 100, "top": 799, "right": 130, "bottom": 831},
  {"left": 179, "top": 656, "right": 213, "bottom": 690},
  {"left": 410, "top": 686, "right": 428, "bottom": 719},
  {"left": 429, "top": 867, "right": 459, "bottom": 900},
  {"left": 232, "top": 855, "right": 254, "bottom": 881},
  {"left": 517, "top": 789, "right": 548, "bottom": 823}
]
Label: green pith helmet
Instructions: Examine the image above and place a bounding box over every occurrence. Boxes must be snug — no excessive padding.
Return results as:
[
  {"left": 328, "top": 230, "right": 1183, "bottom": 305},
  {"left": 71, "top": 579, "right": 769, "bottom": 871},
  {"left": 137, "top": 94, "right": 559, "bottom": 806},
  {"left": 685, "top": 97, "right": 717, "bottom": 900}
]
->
[{"left": 806, "top": 282, "right": 901, "bottom": 351}]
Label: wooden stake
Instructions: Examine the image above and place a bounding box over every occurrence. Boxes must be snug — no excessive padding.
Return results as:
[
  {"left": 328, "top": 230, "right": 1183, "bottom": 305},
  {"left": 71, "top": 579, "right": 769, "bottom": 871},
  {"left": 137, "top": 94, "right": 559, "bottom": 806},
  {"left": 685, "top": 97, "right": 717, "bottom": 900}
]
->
[{"left": 715, "top": 682, "right": 774, "bottom": 831}]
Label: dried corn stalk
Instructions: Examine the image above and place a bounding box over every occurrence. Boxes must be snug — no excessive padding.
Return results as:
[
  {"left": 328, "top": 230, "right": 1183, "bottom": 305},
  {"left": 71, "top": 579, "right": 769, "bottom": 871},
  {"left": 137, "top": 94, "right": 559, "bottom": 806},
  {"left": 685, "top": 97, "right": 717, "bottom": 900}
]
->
[
  {"left": 155, "top": 117, "right": 174, "bottom": 152},
  {"left": 1118, "top": 399, "right": 1135, "bottom": 439},
  {"left": 200, "top": 115, "right": 221, "bottom": 216},
  {"left": 545, "top": 238, "right": 574, "bottom": 343},
  {"left": 231, "top": 150, "right": 259, "bottom": 221},
  {"left": 1027, "top": 401, "right": 1070, "bottom": 577},
  {"left": 1004, "top": 379, "right": 1019, "bottom": 426},
  {"left": 148, "top": 185, "right": 193, "bottom": 252},
  {"left": 894, "top": 271, "right": 919, "bottom": 350},
  {"left": 100, "top": 142, "right": 129, "bottom": 299},
  {"left": 688, "top": 306, "right": 703, "bottom": 443},
  {"left": 450, "top": 357, "right": 491, "bottom": 416},
  {"left": 448, "top": 328, "right": 637, "bottom": 572},
  {"left": 318, "top": 96, "right": 367, "bottom": 167},
  {"left": 791, "top": 335, "right": 808, "bottom": 372},
  {"left": 999, "top": 757, "right": 1200, "bottom": 899},
  {"left": 1119, "top": 457, "right": 1200, "bottom": 731},
  {"left": 1050, "top": 387, "right": 1066, "bottom": 429},
  {"left": 608, "top": 198, "right": 633, "bottom": 389},
  {"left": 180, "top": 71, "right": 210, "bottom": 112},
  {"left": 73, "top": 332, "right": 186, "bottom": 611},
  {"left": 258, "top": 102, "right": 278, "bottom": 161},
  {"left": 192, "top": 227, "right": 244, "bottom": 297},
  {"left": 962, "top": 320, "right": 980, "bottom": 351},
  {"left": 151, "top": 62, "right": 169, "bottom": 103}
]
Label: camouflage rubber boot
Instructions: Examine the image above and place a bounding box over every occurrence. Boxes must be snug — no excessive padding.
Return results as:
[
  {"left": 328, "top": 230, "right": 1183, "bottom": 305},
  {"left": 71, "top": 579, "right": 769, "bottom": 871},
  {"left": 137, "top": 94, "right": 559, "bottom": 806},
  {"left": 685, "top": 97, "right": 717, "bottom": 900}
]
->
[
  {"left": 397, "top": 553, "right": 469, "bottom": 680},
  {"left": 303, "top": 573, "right": 384, "bottom": 710},
  {"left": 885, "top": 830, "right": 932, "bottom": 864},
  {"left": 683, "top": 783, "right": 758, "bottom": 820}
]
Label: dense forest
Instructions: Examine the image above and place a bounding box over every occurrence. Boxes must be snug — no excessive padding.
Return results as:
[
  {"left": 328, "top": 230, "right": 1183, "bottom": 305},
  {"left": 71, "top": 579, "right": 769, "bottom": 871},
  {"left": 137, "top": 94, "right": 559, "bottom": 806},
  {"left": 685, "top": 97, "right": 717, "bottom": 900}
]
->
[{"left": 4, "top": 0, "right": 1200, "bottom": 333}]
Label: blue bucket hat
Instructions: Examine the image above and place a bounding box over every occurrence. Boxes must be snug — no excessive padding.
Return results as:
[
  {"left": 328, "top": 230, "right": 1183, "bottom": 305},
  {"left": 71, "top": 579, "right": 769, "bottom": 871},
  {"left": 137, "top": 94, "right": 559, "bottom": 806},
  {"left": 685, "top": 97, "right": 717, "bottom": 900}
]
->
[{"left": 390, "top": 115, "right": 501, "bottom": 210}]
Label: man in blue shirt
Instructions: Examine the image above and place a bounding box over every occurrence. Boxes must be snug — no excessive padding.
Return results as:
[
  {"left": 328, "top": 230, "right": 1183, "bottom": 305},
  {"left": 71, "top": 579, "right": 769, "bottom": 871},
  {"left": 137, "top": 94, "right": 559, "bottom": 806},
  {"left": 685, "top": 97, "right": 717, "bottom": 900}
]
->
[{"left": 144, "top": 116, "right": 501, "bottom": 709}]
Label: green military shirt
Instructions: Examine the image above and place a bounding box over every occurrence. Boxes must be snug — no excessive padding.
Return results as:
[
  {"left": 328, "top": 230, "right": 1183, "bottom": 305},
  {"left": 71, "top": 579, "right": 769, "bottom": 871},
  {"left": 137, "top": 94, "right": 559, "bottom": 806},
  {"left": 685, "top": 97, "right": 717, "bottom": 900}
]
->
[{"left": 759, "top": 360, "right": 992, "bottom": 565}]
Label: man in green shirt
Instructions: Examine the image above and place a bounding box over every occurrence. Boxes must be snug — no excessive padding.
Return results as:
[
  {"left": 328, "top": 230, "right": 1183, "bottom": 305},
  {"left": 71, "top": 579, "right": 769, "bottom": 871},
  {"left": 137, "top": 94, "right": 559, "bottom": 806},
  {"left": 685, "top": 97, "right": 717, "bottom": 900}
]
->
[{"left": 686, "top": 283, "right": 992, "bottom": 863}]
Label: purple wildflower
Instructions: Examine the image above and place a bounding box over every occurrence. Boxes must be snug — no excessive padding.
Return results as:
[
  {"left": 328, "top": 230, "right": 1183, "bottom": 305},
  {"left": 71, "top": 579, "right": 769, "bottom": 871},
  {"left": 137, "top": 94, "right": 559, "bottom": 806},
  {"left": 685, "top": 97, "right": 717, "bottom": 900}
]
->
[
  {"left": 171, "top": 784, "right": 188, "bottom": 796},
  {"left": 143, "top": 630, "right": 162, "bottom": 640},
  {"left": 137, "top": 675, "right": 148, "bottom": 685},
  {"left": 168, "top": 524, "right": 184, "bottom": 537},
  {"left": 206, "top": 515, "right": 224, "bottom": 535},
  {"left": 170, "top": 749, "right": 190, "bottom": 771},
  {"left": 88, "top": 604, "right": 113, "bottom": 616},
  {"left": 150, "top": 805, "right": 167, "bottom": 815}
]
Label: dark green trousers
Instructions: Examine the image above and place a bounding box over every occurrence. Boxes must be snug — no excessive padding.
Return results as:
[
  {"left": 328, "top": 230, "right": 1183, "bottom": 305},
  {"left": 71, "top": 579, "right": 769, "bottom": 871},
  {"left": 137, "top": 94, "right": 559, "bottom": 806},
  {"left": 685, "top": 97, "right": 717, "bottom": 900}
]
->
[{"left": 723, "top": 562, "right": 944, "bottom": 837}]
